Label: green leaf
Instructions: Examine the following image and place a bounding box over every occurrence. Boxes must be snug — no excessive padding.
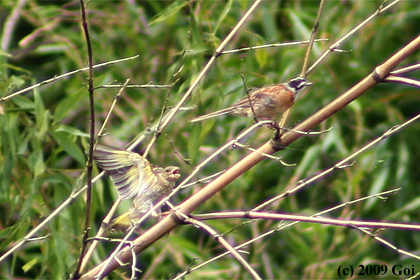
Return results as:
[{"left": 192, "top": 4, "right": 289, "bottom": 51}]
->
[
  {"left": 22, "top": 257, "right": 40, "bottom": 273},
  {"left": 34, "top": 90, "right": 50, "bottom": 138},
  {"left": 0, "top": 49, "right": 12, "bottom": 58},
  {"left": 255, "top": 48, "right": 268, "bottom": 68},
  {"left": 9, "top": 75, "right": 26, "bottom": 89},
  {"left": 55, "top": 124, "right": 90, "bottom": 138},
  {"left": 213, "top": 0, "right": 233, "bottom": 35},
  {"left": 149, "top": 1, "right": 188, "bottom": 25},
  {"left": 188, "top": 123, "right": 201, "bottom": 164},
  {"left": 34, "top": 90, "right": 45, "bottom": 124},
  {"left": 11, "top": 95, "right": 34, "bottom": 111},
  {"left": 288, "top": 10, "right": 312, "bottom": 38},
  {"left": 365, "top": 163, "right": 389, "bottom": 210},
  {"left": 51, "top": 131, "right": 86, "bottom": 165},
  {"left": 53, "top": 87, "right": 85, "bottom": 123},
  {"left": 27, "top": 141, "right": 45, "bottom": 178}
]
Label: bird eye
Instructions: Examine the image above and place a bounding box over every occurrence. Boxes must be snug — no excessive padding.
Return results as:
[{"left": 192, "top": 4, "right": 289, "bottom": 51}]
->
[{"left": 165, "top": 167, "right": 179, "bottom": 175}]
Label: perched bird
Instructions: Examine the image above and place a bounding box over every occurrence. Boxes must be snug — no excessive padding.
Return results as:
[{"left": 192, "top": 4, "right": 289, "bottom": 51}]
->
[
  {"left": 93, "top": 145, "right": 180, "bottom": 226},
  {"left": 190, "top": 76, "right": 312, "bottom": 122}
]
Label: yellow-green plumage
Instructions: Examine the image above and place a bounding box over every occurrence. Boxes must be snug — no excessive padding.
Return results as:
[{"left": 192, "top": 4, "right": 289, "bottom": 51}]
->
[{"left": 93, "top": 145, "right": 180, "bottom": 227}]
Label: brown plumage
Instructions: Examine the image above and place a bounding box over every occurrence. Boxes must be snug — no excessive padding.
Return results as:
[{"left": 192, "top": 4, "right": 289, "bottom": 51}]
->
[{"left": 190, "top": 76, "right": 312, "bottom": 122}]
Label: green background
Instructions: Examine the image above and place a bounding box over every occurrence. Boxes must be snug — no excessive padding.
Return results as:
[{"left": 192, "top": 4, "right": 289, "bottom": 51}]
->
[{"left": 1, "top": 0, "right": 420, "bottom": 279}]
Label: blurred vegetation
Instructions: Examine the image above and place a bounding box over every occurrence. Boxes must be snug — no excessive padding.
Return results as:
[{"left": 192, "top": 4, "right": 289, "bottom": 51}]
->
[{"left": 1, "top": 0, "right": 420, "bottom": 279}]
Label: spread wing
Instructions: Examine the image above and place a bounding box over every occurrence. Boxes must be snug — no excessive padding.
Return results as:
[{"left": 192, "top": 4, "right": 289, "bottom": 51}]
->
[{"left": 93, "top": 144, "right": 153, "bottom": 200}]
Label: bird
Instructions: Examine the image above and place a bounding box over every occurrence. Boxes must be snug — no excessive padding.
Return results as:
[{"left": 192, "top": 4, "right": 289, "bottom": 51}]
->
[
  {"left": 93, "top": 145, "right": 180, "bottom": 226},
  {"left": 190, "top": 76, "right": 312, "bottom": 122}
]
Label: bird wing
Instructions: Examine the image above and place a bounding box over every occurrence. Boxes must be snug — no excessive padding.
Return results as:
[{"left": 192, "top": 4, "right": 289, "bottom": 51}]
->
[{"left": 93, "top": 145, "right": 152, "bottom": 200}]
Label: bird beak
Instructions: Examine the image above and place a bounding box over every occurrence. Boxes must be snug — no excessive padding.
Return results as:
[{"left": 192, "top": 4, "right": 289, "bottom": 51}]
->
[{"left": 171, "top": 167, "right": 181, "bottom": 180}]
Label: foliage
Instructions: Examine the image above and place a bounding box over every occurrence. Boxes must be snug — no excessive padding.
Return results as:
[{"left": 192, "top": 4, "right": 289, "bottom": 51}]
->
[{"left": 1, "top": 0, "right": 420, "bottom": 279}]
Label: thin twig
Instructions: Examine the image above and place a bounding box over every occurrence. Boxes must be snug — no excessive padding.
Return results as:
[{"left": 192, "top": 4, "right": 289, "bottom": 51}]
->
[
  {"left": 80, "top": 28, "right": 420, "bottom": 273},
  {"left": 300, "top": 0, "right": 326, "bottom": 77},
  {"left": 256, "top": 111, "right": 420, "bottom": 211},
  {"left": 79, "top": 197, "right": 121, "bottom": 272},
  {"left": 180, "top": 171, "right": 226, "bottom": 189},
  {"left": 355, "top": 227, "right": 420, "bottom": 261},
  {"left": 191, "top": 211, "right": 420, "bottom": 231},
  {"left": 185, "top": 215, "right": 262, "bottom": 280},
  {"left": 140, "top": 0, "right": 264, "bottom": 159},
  {"left": 97, "top": 79, "right": 131, "bottom": 139},
  {"left": 142, "top": 33, "right": 189, "bottom": 158},
  {"left": 390, "top": 62, "right": 420, "bottom": 75},
  {"left": 278, "top": 0, "right": 326, "bottom": 133},
  {"left": 95, "top": 223, "right": 139, "bottom": 278},
  {"left": 233, "top": 141, "right": 295, "bottom": 166},
  {"left": 383, "top": 75, "right": 420, "bottom": 88},
  {"left": 173, "top": 188, "right": 400, "bottom": 279},
  {"left": 307, "top": 0, "right": 402, "bottom": 74},
  {"left": 220, "top": 39, "right": 328, "bottom": 55},
  {"left": 72, "top": 0, "right": 95, "bottom": 278},
  {"left": 0, "top": 55, "right": 139, "bottom": 102},
  {"left": 95, "top": 82, "right": 176, "bottom": 89},
  {"left": 93, "top": 121, "right": 273, "bottom": 278}
]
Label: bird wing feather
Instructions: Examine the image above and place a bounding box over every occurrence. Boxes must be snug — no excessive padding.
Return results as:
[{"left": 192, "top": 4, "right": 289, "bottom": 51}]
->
[{"left": 93, "top": 145, "right": 152, "bottom": 200}]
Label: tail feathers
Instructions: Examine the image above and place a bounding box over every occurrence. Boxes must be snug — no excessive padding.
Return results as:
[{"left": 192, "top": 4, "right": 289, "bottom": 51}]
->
[
  {"left": 109, "top": 209, "right": 158, "bottom": 233},
  {"left": 190, "top": 107, "right": 233, "bottom": 122},
  {"left": 110, "top": 212, "right": 131, "bottom": 227}
]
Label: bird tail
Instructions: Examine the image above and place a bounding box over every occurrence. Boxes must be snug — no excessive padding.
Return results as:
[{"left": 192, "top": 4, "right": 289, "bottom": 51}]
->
[
  {"left": 190, "top": 107, "right": 233, "bottom": 122},
  {"left": 108, "top": 208, "right": 157, "bottom": 232},
  {"left": 108, "top": 212, "right": 132, "bottom": 232}
]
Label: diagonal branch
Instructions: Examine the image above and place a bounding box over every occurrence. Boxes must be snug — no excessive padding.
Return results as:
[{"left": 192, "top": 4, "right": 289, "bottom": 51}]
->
[{"left": 79, "top": 32, "right": 420, "bottom": 279}]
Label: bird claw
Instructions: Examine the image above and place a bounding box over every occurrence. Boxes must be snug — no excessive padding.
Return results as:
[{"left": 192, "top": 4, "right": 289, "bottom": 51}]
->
[
  {"left": 268, "top": 121, "right": 280, "bottom": 131},
  {"left": 270, "top": 136, "right": 285, "bottom": 151}
]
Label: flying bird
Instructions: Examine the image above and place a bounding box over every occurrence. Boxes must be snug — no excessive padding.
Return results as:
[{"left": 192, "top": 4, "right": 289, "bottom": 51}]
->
[{"left": 94, "top": 145, "right": 180, "bottom": 226}]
